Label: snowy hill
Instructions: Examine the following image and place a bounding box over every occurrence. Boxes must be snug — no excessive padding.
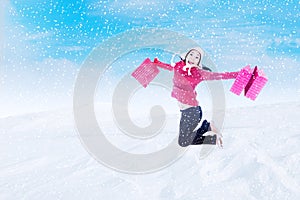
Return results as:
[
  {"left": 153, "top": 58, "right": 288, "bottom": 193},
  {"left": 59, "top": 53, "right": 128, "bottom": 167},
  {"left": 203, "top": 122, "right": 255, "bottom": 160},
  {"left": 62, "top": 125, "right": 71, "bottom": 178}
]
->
[{"left": 1, "top": 102, "right": 300, "bottom": 199}]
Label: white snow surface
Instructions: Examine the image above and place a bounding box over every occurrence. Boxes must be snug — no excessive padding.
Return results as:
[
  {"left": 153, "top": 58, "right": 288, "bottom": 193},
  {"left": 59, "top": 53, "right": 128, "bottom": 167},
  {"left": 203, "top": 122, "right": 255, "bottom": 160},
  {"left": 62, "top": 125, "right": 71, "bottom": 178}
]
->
[{"left": 1, "top": 102, "right": 300, "bottom": 200}]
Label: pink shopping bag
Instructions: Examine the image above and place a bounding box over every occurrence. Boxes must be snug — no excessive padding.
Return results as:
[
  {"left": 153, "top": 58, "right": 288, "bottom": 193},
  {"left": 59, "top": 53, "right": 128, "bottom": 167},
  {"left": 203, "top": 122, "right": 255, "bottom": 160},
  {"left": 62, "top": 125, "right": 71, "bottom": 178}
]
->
[
  {"left": 230, "top": 65, "right": 268, "bottom": 101},
  {"left": 244, "top": 67, "right": 268, "bottom": 101},
  {"left": 131, "top": 58, "right": 160, "bottom": 88},
  {"left": 230, "top": 65, "right": 253, "bottom": 95}
]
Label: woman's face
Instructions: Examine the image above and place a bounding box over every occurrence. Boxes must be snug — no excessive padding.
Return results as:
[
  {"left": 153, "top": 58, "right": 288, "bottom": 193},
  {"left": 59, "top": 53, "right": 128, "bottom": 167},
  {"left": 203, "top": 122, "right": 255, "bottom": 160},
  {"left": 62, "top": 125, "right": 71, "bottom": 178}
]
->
[{"left": 186, "top": 50, "right": 201, "bottom": 65}]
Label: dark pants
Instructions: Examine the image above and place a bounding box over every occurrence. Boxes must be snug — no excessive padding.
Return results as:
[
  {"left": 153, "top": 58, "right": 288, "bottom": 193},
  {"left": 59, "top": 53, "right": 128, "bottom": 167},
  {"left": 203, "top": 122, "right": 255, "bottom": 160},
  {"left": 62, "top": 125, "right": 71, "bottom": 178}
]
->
[{"left": 178, "top": 106, "right": 216, "bottom": 147}]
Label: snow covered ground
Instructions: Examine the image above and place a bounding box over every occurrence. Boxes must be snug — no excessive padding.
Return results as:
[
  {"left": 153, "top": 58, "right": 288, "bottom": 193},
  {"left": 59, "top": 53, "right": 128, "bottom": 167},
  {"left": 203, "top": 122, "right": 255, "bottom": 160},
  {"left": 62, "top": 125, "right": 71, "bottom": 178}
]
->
[{"left": 1, "top": 101, "right": 300, "bottom": 199}]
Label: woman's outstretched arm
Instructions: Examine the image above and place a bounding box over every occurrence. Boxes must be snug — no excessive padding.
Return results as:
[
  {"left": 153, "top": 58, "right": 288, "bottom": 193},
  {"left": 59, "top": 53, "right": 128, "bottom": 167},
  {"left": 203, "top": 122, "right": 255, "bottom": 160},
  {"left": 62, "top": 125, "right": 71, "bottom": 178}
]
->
[{"left": 153, "top": 58, "right": 174, "bottom": 71}]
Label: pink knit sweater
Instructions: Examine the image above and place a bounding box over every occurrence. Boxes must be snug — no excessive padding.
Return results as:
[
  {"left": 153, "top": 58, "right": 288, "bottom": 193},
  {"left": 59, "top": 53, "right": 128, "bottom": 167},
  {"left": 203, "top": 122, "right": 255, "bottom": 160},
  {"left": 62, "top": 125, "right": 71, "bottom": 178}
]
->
[{"left": 154, "top": 59, "right": 239, "bottom": 106}]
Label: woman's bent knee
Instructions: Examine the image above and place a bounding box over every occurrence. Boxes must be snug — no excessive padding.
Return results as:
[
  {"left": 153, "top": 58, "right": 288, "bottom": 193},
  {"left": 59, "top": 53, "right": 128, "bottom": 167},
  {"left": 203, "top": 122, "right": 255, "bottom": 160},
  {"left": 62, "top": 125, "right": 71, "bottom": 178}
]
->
[{"left": 178, "top": 139, "right": 190, "bottom": 147}]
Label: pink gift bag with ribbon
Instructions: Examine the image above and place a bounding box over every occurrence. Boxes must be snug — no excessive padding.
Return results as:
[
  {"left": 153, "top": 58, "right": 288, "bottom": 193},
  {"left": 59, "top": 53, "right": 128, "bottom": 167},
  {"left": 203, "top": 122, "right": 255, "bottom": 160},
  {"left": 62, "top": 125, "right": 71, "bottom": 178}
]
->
[
  {"left": 230, "top": 65, "right": 268, "bottom": 100},
  {"left": 230, "top": 65, "right": 253, "bottom": 96},
  {"left": 131, "top": 58, "right": 160, "bottom": 88},
  {"left": 244, "top": 66, "right": 268, "bottom": 100}
]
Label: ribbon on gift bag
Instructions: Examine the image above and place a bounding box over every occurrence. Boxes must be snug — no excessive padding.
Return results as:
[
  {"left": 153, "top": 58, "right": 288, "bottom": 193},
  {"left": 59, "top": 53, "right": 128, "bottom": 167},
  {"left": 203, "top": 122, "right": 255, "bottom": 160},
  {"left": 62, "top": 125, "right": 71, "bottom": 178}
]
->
[
  {"left": 244, "top": 66, "right": 258, "bottom": 96},
  {"left": 230, "top": 65, "right": 268, "bottom": 101},
  {"left": 131, "top": 58, "right": 160, "bottom": 88}
]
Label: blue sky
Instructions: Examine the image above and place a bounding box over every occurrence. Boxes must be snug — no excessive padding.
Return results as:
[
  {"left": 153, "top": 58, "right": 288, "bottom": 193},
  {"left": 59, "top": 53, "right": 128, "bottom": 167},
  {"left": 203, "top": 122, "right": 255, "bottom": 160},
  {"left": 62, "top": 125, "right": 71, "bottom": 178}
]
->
[
  {"left": 1, "top": 0, "right": 299, "bottom": 116},
  {"left": 6, "top": 0, "right": 299, "bottom": 62}
]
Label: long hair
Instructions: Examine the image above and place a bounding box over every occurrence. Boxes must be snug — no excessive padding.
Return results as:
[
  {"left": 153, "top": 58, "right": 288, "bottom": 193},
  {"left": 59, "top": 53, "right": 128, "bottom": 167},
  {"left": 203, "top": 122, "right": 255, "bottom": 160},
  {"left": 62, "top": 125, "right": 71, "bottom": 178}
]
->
[{"left": 202, "top": 64, "right": 212, "bottom": 72}]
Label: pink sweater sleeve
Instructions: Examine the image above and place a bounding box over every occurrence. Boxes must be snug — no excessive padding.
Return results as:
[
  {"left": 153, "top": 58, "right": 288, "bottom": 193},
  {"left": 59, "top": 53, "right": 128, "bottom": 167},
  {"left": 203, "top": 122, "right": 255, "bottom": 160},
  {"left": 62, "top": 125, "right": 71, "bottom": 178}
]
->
[
  {"left": 153, "top": 58, "right": 174, "bottom": 71},
  {"left": 200, "top": 70, "right": 239, "bottom": 81}
]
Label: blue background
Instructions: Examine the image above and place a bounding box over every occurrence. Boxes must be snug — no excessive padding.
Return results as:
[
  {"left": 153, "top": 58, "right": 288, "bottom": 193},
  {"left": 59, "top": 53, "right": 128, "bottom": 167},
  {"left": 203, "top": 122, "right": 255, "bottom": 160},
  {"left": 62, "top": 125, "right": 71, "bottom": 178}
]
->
[{"left": 1, "top": 0, "right": 299, "bottom": 116}]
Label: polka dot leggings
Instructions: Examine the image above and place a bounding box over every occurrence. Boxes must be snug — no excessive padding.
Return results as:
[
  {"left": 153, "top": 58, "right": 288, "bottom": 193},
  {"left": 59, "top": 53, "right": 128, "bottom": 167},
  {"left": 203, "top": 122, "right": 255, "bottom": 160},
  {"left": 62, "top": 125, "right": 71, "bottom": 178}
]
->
[{"left": 178, "top": 106, "right": 216, "bottom": 147}]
